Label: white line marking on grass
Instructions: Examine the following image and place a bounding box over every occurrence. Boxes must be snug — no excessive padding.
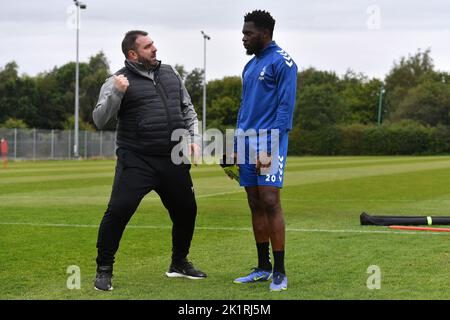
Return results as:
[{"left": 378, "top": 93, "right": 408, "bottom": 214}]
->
[
  {"left": 0, "top": 221, "right": 448, "bottom": 236},
  {"left": 196, "top": 191, "right": 242, "bottom": 198},
  {"left": 285, "top": 227, "right": 447, "bottom": 236},
  {"left": 0, "top": 191, "right": 243, "bottom": 201},
  {"left": 201, "top": 198, "right": 450, "bottom": 202},
  {"left": 0, "top": 222, "right": 102, "bottom": 228}
]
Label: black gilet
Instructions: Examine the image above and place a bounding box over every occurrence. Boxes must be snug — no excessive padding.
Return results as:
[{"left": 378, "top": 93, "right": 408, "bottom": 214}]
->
[{"left": 115, "top": 63, "right": 185, "bottom": 155}]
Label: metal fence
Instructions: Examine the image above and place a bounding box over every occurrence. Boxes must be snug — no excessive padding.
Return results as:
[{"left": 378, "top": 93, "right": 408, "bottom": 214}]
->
[{"left": 0, "top": 128, "right": 116, "bottom": 160}]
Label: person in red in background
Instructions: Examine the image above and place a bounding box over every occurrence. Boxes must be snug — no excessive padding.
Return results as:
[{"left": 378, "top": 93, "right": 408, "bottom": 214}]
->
[{"left": 1, "top": 138, "right": 8, "bottom": 169}]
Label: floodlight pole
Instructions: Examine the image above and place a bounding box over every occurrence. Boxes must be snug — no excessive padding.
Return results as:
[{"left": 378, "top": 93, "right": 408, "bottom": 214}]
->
[
  {"left": 74, "top": 0, "right": 87, "bottom": 158},
  {"left": 201, "top": 31, "right": 210, "bottom": 146}
]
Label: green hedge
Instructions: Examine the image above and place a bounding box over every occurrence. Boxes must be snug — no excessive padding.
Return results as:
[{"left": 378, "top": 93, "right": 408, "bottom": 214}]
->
[{"left": 288, "top": 122, "right": 450, "bottom": 155}]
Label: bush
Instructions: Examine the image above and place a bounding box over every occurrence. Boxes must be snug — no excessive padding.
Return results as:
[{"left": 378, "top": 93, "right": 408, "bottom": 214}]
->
[
  {"left": 289, "top": 126, "right": 341, "bottom": 155},
  {"left": 339, "top": 124, "right": 366, "bottom": 155},
  {"left": 0, "top": 118, "right": 28, "bottom": 129},
  {"left": 288, "top": 121, "right": 450, "bottom": 155},
  {"left": 429, "top": 125, "right": 450, "bottom": 153}
]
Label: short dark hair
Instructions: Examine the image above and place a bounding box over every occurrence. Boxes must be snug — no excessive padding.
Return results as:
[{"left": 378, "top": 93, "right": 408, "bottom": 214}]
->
[
  {"left": 121, "top": 30, "right": 148, "bottom": 58},
  {"left": 244, "top": 10, "right": 275, "bottom": 37}
]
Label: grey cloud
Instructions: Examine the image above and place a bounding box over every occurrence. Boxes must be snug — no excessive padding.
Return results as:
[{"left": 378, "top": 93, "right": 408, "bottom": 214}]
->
[{"left": 1, "top": 0, "right": 449, "bottom": 80}]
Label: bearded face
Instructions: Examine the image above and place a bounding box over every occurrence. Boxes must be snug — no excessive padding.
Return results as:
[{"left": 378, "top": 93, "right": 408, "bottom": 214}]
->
[{"left": 242, "top": 21, "right": 266, "bottom": 56}]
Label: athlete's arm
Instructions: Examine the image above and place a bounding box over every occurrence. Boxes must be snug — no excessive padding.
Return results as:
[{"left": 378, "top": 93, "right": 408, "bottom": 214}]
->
[
  {"left": 92, "top": 75, "right": 127, "bottom": 129},
  {"left": 274, "top": 58, "right": 298, "bottom": 132}
]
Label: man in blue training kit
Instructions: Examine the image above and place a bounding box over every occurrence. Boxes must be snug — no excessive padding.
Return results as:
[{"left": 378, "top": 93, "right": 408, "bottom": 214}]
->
[{"left": 233, "top": 10, "right": 297, "bottom": 291}]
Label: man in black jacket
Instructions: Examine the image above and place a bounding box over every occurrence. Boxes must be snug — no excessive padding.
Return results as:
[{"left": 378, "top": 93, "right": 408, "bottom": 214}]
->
[{"left": 92, "top": 30, "right": 206, "bottom": 291}]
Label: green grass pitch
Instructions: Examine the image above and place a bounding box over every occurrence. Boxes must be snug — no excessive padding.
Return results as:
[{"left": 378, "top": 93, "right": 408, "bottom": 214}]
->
[{"left": 1, "top": 156, "right": 450, "bottom": 299}]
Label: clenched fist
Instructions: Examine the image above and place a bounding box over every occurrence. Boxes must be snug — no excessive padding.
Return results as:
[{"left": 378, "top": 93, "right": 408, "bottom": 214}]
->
[{"left": 113, "top": 74, "right": 129, "bottom": 93}]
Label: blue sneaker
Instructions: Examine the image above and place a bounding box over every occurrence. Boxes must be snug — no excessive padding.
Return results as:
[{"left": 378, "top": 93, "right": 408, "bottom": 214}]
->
[
  {"left": 233, "top": 268, "right": 272, "bottom": 284},
  {"left": 270, "top": 272, "right": 287, "bottom": 291}
]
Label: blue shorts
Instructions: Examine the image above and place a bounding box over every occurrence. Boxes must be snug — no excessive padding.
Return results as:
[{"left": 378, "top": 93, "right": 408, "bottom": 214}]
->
[{"left": 238, "top": 133, "right": 289, "bottom": 188}]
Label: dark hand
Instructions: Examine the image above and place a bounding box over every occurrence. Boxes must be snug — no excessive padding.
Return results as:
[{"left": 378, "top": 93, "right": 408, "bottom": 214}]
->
[{"left": 256, "top": 151, "right": 272, "bottom": 175}]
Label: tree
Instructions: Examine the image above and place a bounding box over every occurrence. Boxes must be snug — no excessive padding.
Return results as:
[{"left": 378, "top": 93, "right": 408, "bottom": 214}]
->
[
  {"left": 339, "top": 71, "right": 383, "bottom": 124},
  {"left": 382, "top": 49, "right": 450, "bottom": 126},
  {"left": 63, "top": 115, "right": 95, "bottom": 131},
  {"left": 0, "top": 118, "right": 28, "bottom": 129},
  {"left": 390, "top": 76, "right": 450, "bottom": 126},
  {"left": 297, "top": 83, "right": 343, "bottom": 130},
  {"left": 295, "top": 68, "right": 344, "bottom": 130},
  {"left": 0, "top": 61, "right": 20, "bottom": 124},
  {"left": 2, "top": 49, "right": 450, "bottom": 138},
  {"left": 174, "top": 64, "right": 187, "bottom": 80},
  {"left": 184, "top": 68, "right": 204, "bottom": 115},
  {"left": 206, "top": 76, "right": 241, "bottom": 129},
  {"left": 384, "top": 48, "right": 435, "bottom": 119},
  {"left": 207, "top": 96, "right": 238, "bottom": 131},
  {"left": 80, "top": 51, "right": 110, "bottom": 126}
]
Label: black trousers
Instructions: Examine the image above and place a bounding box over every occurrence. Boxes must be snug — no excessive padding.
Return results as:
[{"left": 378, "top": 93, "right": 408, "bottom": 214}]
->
[{"left": 96, "top": 148, "right": 197, "bottom": 267}]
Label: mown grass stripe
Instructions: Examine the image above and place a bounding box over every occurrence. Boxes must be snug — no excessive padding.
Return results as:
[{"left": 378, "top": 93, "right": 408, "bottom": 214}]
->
[
  {"left": 1, "top": 221, "right": 448, "bottom": 236},
  {"left": 0, "top": 172, "right": 114, "bottom": 184},
  {"left": 283, "top": 160, "right": 450, "bottom": 186},
  {"left": 0, "top": 191, "right": 244, "bottom": 206}
]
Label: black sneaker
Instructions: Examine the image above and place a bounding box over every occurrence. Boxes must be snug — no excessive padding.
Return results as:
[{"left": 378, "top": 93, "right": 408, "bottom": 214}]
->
[
  {"left": 94, "top": 266, "right": 114, "bottom": 291},
  {"left": 165, "top": 259, "right": 207, "bottom": 279}
]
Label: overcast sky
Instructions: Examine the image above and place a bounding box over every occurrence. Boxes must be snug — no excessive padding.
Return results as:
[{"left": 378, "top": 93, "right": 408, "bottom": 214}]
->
[{"left": 1, "top": 0, "right": 449, "bottom": 81}]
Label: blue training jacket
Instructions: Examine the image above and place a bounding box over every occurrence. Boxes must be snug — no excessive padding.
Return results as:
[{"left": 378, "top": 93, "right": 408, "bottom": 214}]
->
[{"left": 236, "top": 41, "right": 298, "bottom": 133}]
